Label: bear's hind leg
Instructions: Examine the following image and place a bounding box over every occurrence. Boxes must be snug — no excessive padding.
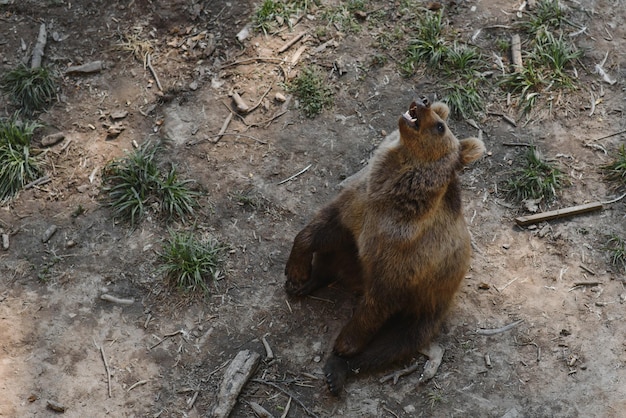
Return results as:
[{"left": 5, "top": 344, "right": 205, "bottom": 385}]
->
[{"left": 324, "top": 313, "right": 441, "bottom": 395}]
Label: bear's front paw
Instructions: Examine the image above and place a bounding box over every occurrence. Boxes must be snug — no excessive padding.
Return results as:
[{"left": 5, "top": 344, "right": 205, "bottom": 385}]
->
[
  {"left": 324, "top": 354, "right": 349, "bottom": 396},
  {"left": 284, "top": 258, "right": 312, "bottom": 296}
]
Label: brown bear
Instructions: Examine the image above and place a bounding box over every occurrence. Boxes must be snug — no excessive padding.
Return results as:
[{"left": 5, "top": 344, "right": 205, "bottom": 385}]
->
[{"left": 285, "top": 97, "right": 485, "bottom": 396}]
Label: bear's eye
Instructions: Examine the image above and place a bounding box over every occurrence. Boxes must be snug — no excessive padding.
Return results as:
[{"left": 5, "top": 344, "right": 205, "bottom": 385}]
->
[{"left": 436, "top": 122, "right": 445, "bottom": 134}]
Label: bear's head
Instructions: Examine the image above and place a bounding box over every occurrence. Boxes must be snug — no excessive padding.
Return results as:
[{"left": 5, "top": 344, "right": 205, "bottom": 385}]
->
[{"left": 398, "top": 98, "right": 483, "bottom": 166}]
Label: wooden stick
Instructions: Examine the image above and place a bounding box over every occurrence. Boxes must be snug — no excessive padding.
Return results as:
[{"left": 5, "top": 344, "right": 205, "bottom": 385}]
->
[
  {"left": 261, "top": 335, "right": 274, "bottom": 360},
  {"left": 290, "top": 45, "right": 307, "bottom": 65},
  {"left": 231, "top": 91, "right": 250, "bottom": 113},
  {"left": 220, "top": 57, "right": 285, "bottom": 69},
  {"left": 24, "top": 175, "right": 51, "bottom": 189},
  {"left": 591, "top": 129, "right": 626, "bottom": 142},
  {"left": 211, "top": 350, "right": 261, "bottom": 418},
  {"left": 515, "top": 202, "right": 603, "bottom": 226},
  {"left": 146, "top": 53, "right": 163, "bottom": 91},
  {"left": 31, "top": 23, "right": 47, "bottom": 68},
  {"left": 278, "top": 164, "right": 312, "bottom": 185},
  {"left": 476, "top": 319, "right": 524, "bottom": 336},
  {"left": 128, "top": 380, "right": 148, "bottom": 392},
  {"left": 278, "top": 32, "right": 305, "bottom": 53},
  {"left": 99, "top": 345, "right": 112, "bottom": 397},
  {"left": 100, "top": 294, "right": 134, "bottom": 305},
  {"left": 511, "top": 34, "right": 523, "bottom": 72},
  {"left": 212, "top": 112, "right": 233, "bottom": 144}
]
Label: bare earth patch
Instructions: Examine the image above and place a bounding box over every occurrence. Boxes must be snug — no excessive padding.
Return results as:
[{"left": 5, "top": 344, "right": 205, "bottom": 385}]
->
[{"left": 1, "top": 1, "right": 625, "bottom": 417}]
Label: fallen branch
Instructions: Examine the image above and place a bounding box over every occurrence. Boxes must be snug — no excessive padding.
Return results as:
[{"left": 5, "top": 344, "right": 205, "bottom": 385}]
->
[
  {"left": 208, "top": 132, "right": 267, "bottom": 145},
  {"left": 24, "top": 175, "right": 51, "bottom": 189},
  {"left": 65, "top": 61, "right": 104, "bottom": 74},
  {"left": 31, "top": 23, "right": 47, "bottom": 69},
  {"left": 212, "top": 112, "right": 233, "bottom": 144},
  {"left": 278, "top": 32, "right": 306, "bottom": 53},
  {"left": 99, "top": 344, "right": 112, "bottom": 397},
  {"left": 249, "top": 402, "right": 275, "bottom": 418},
  {"left": 574, "top": 281, "right": 601, "bottom": 286},
  {"left": 379, "top": 343, "right": 444, "bottom": 384},
  {"left": 278, "top": 164, "right": 312, "bottom": 185},
  {"left": 261, "top": 334, "right": 274, "bottom": 360},
  {"left": 247, "top": 84, "right": 274, "bottom": 114},
  {"left": 146, "top": 53, "right": 163, "bottom": 91},
  {"left": 591, "top": 129, "right": 626, "bottom": 142},
  {"left": 41, "top": 132, "right": 65, "bottom": 147},
  {"left": 476, "top": 319, "right": 524, "bottom": 336},
  {"left": 211, "top": 350, "right": 261, "bottom": 418},
  {"left": 515, "top": 202, "right": 603, "bottom": 226},
  {"left": 128, "top": 380, "right": 148, "bottom": 392},
  {"left": 220, "top": 57, "right": 285, "bottom": 69},
  {"left": 100, "top": 293, "right": 134, "bottom": 305},
  {"left": 511, "top": 34, "right": 523, "bottom": 72},
  {"left": 231, "top": 91, "right": 250, "bottom": 113},
  {"left": 149, "top": 329, "right": 184, "bottom": 350},
  {"left": 602, "top": 192, "right": 626, "bottom": 205}
]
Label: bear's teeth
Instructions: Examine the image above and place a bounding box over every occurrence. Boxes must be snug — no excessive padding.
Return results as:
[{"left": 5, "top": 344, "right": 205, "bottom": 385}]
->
[{"left": 403, "top": 111, "right": 417, "bottom": 123}]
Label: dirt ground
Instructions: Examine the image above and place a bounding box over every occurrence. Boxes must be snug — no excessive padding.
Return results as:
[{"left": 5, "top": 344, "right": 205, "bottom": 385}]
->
[{"left": 1, "top": 0, "right": 625, "bottom": 417}]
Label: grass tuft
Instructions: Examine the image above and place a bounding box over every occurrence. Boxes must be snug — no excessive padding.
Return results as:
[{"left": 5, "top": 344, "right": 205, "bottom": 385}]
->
[
  {"left": 506, "top": 147, "right": 563, "bottom": 203},
  {"left": 287, "top": 65, "right": 334, "bottom": 118},
  {"left": 605, "top": 234, "right": 626, "bottom": 272},
  {"left": 500, "top": 28, "right": 580, "bottom": 114},
  {"left": 443, "top": 80, "right": 484, "bottom": 120},
  {"left": 1, "top": 64, "right": 57, "bottom": 115},
  {"left": 404, "top": 10, "right": 447, "bottom": 70},
  {"left": 158, "top": 230, "right": 227, "bottom": 294},
  {"left": 521, "top": 0, "right": 565, "bottom": 34},
  {"left": 254, "top": 0, "right": 314, "bottom": 34},
  {"left": 602, "top": 144, "right": 626, "bottom": 189},
  {"left": 0, "top": 117, "right": 42, "bottom": 201},
  {"left": 102, "top": 141, "right": 199, "bottom": 226}
]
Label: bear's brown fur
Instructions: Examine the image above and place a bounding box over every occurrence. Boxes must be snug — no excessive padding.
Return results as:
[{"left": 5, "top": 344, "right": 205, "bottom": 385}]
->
[{"left": 285, "top": 97, "right": 485, "bottom": 395}]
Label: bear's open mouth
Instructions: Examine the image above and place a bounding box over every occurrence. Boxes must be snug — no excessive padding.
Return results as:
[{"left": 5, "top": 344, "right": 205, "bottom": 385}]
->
[{"left": 402, "top": 101, "right": 419, "bottom": 127}]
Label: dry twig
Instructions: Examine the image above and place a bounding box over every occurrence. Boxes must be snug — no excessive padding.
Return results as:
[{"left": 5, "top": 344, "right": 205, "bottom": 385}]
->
[
  {"left": 278, "top": 32, "right": 306, "bottom": 53},
  {"left": 476, "top": 319, "right": 524, "bottom": 336},
  {"left": 31, "top": 23, "right": 47, "bottom": 69},
  {"left": 99, "top": 344, "right": 112, "bottom": 397},
  {"left": 278, "top": 164, "right": 312, "bottom": 185},
  {"left": 515, "top": 202, "right": 603, "bottom": 226},
  {"left": 146, "top": 53, "right": 163, "bottom": 91}
]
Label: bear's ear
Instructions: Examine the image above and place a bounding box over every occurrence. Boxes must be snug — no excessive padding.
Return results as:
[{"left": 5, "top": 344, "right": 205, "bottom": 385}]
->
[
  {"left": 459, "top": 137, "right": 486, "bottom": 166},
  {"left": 431, "top": 102, "right": 450, "bottom": 121}
]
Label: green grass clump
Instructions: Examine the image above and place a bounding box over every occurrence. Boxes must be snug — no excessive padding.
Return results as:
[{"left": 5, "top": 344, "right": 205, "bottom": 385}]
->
[
  {"left": 602, "top": 144, "right": 626, "bottom": 189},
  {"left": 506, "top": 147, "right": 563, "bottom": 203},
  {"left": 521, "top": 0, "right": 565, "bottom": 34},
  {"left": 254, "top": 0, "right": 314, "bottom": 34},
  {"left": 1, "top": 64, "right": 57, "bottom": 115},
  {"left": 0, "top": 118, "right": 42, "bottom": 201},
  {"left": 401, "top": 13, "right": 486, "bottom": 119},
  {"left": 321, "top": 2, "right": 362, "bottom": 33},
  {"left": 501, "top": 29, "right": 580, "bottom": 114},
  {"left": 443, "top": 80, "right": 484, "bottom": 120},
  {"left": 102, "top": 142, "right": 199, "bottom": 226},
  {"left": 288, "top": 65, "right": 334, "bottom": 118},
  {"left": 159, "top": 230, "right": 227, "bottom": 294},
  {"left": 404, "top": 10, "right": 447, "bottom": 70},
  {"left": 605, "top": 234, "right": 626, "bottom": 272}
]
